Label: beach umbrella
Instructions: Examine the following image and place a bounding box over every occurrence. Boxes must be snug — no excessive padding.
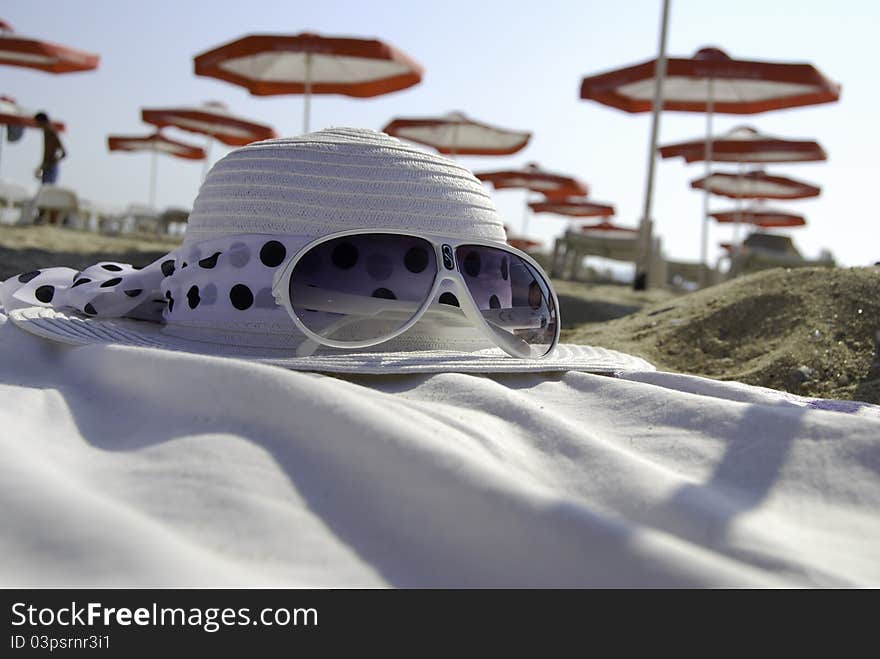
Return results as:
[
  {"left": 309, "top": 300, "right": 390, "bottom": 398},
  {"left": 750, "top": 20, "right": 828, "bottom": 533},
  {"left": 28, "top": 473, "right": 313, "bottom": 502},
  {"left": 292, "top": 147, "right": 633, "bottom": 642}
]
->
[
  {"left": 476, "top": 163, "right": 588, "bottom": 197},
  {"left": 580, "top": 44, "right": 840, "bottom": 285},
  {"left": 579, "top": 221, "right": 638, "bottom": 233},
  {"left": 142, "top": 101, "right": 277, "bottom": 177},
  {"left": 381, "top": 112, "right": 531, "bottom": 156},
  {"left": 507, "top": 237, "right": 542, "bottom": 251},
  {"left": 477, "top": 163, "right": 589, "bottom": 236},
  {"left": 0, "top": 20, "right": 99, "bottom": 74},
  {"left": 528, "top": 198, "right": 615, "bottom": 218},
  {"left": 107, "top": 132, "right": 205, "bottom": 209},
  {"left": 711, "top": 208, "right": 806, "bottom": 228},
  {"left": 0, "top": 95, "right": 65, "bottom": 176},
  {"left": 194, "top": 32, "right": 423, "bottom": 133},
  {"left": 691, "top": 171, "right": 820, "bottom": 200},
  {"left": 0, "top": 95, "right": 64, "bottom": 131},
  {"left": 659, "top": 126, "right": 827, "bottom": 164}
]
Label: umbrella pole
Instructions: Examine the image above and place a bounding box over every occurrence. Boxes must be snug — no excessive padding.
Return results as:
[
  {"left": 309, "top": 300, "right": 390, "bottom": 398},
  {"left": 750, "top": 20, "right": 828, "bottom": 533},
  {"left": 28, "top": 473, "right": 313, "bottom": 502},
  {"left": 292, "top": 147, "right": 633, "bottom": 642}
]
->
[
  {"left": 699, "top": 77, "right": 715, "bottom": 287},
  {"left": 149, "top": 144, "right": 158, "bottom": 209},
  {"left": 522, "top": 193, "right": 531, "bottom": 236},
  {"left": 450, "top": 121, "right": 459, "bottom": 158},
  {"left": 0, "top": 128, "right": 4, "bottom": 179},
  {"left": 734, "top": 159, "right": 744, "bottom": 252},
  {"left": 303, "top": 52, "right": 312, "bottom": 134},
  {"left": 202, "top": 135, "right": 213, "bottom": 180},
  {"left": 635, "top": 0, "right": 671, "bottom": 291}
]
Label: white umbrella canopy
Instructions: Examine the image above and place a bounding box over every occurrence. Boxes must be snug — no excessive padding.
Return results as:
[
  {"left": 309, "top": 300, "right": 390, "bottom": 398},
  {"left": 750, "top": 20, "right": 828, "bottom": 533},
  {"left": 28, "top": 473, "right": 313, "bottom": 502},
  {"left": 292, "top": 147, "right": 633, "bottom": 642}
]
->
[
  {"left": 660, "top": 126, "right": 827, "bottom": 164},
  {"left": 0, "top": 20, "right": 99, "bottom": 74},
  {"left": 382, "top": 112, "right": 531, "bottom": 156},
  {"left": 141, "top": 101, "right": 276, "bottom": 147},
  {"left": 690, "top": 170, "right": 820, "bottom": 200},
  {"left": 194, "top": 32, "right": 423, "bottom": 133}
]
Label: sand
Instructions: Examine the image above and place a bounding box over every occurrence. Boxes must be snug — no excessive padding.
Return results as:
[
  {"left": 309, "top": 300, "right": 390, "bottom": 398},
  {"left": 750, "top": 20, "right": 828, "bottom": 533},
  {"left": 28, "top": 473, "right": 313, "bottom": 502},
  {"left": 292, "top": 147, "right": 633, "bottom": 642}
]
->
[
  {"left": 565, "top": 267, "right": 880, "bottom": 404},
  {"left": 0, "top": 225, "right": 178, "bottom": 280},
  {"left": 2, "top": 225, "right": 878, "bottom": 404}
]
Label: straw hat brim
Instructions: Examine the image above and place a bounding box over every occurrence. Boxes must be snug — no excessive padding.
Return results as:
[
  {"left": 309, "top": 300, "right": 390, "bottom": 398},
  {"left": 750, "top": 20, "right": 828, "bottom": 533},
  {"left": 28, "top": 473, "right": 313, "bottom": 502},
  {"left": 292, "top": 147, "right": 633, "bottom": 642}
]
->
[{"left": 9, "top": 306, "right": 654, "bottom": 374}]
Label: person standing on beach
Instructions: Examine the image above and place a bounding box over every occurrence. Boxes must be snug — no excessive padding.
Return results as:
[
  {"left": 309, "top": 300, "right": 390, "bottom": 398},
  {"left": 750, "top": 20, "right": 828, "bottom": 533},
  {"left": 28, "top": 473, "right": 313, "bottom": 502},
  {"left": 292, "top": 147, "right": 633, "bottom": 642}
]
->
[
  {"left": 32, "top": 111, "right": 66, "bottom": 225},
  {"left": 34, "top": 111, "right": 65, "bottom": 185}
]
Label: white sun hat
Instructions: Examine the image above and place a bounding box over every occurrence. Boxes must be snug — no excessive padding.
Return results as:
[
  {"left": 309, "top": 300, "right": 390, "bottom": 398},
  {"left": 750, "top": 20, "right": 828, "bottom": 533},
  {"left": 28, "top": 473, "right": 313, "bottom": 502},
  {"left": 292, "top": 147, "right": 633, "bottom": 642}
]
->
[{"left": 1, "top": 128, "right": 653, "bottom": 374}]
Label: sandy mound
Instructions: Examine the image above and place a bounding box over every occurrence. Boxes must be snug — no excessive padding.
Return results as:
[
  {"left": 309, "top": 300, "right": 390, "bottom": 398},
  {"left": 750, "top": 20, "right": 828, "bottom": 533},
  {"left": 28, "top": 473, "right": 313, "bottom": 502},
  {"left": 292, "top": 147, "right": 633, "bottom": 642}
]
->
[
  {"left": 565, "top": 267, "right": 880, "bottom": 404},
  {"left": 0, "top": 225, "right": 178, "bottom": 280}
]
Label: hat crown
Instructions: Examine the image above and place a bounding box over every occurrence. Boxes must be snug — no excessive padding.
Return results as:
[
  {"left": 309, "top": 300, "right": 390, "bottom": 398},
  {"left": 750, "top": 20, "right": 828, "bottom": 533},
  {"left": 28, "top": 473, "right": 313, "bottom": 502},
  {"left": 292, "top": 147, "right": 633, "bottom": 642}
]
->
[{"left": 185, "top": 127, "right": 506, "bottom": 245}]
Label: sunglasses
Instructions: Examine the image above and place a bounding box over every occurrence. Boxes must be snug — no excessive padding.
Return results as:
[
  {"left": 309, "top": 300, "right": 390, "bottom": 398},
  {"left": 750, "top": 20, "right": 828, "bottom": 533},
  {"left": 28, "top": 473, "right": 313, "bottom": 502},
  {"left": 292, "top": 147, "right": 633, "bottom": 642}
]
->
[{"left": 271, "top": 230, "right": 560, "bottom": 359}]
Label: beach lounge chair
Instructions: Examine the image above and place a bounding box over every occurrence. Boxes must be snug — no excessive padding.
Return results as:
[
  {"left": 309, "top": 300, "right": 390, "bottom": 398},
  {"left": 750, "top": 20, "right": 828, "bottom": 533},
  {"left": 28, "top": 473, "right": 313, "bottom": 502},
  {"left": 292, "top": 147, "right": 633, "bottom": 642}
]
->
[
  {"left": 158, "top": 207, "right": 189, "bottom": 236},
  {"left": 0, "top": 179, "right": 30, "bottom": 224},
  {"left": 551, "top": 227, "right": 667, "bottom": 286},
  {"left": 31, "top": 185, "right": 80, "bottom": 227},
  {"left": 727, "top": 232, "right": 835, "bottom": 277}
]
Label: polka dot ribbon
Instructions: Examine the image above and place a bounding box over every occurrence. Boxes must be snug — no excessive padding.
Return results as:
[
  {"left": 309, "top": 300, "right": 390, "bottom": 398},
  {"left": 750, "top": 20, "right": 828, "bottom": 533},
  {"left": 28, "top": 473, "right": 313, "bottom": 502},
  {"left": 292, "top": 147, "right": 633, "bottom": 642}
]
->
[{"left": 0, "top": 234, "right": 307, "bottom": 324}]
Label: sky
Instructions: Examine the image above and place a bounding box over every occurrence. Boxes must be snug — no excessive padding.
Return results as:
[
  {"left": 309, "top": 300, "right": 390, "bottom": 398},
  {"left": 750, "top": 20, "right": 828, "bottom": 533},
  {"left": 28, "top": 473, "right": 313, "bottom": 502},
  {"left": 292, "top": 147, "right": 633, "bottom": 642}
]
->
[{"left": 2, "top": 0, "right": 878, "bottom": 270}]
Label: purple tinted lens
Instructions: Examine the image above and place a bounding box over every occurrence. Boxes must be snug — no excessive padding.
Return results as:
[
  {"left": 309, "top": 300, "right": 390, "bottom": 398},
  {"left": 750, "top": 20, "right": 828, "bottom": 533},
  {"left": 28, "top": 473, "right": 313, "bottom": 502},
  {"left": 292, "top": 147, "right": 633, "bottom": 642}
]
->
[
  {"left": 455, "top": 245, "right": 558, "bottom": 357},
  {"left": 290, "top": 234, "right": 437, "bottom": 343}
]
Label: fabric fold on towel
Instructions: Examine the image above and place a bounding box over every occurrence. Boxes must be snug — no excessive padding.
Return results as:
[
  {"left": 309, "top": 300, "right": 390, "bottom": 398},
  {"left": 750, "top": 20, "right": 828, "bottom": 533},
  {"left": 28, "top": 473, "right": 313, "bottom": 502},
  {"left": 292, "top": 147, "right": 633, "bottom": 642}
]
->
[{"left": 0, "top": 311, "right": 878, "bottom": 587}]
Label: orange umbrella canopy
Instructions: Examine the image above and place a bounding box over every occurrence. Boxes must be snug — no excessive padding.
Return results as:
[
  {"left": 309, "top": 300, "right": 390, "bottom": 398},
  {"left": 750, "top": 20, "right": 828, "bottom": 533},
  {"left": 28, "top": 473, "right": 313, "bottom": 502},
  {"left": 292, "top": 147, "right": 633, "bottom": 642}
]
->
[
  {"left": 660, "top": 125, "right": 827, "bottom": 164},
  {"left": 382, "top": 112, "right": 530, "bottom": 156},
  {"left": 476, "top": 163, "right": 588, "bottom": 199},
  {"left": 0, "top": 95, "right": 64, "bottom": 130},
  {"left": 711, "top": 209, "right": 806, "bottom": 228},
  {"left": 507, "top": 237, "right": 542, "bottom": 250},
  {"left": 0, "top": 20, "right": 98, "bottom": 74},
  {"left": 194, "top": 32, "right": 423, "bottom": 98},
  {"left": 691, "top": 170, "right": 820, "bottom": 200},
  {"left": 529, "top": 197, "right": 615, "bottom": 218},
  {"left": 107, "top": 132, "right": 206, "bottom": 160},
  {"left": 580, "top": 47, "right": 840, "bottom": 115},
  {"left": 141, "top": 101, "right": 276, "bottom": 147},
  {"left": 579, "top": 221, "right": 638, "bottom": 233}
]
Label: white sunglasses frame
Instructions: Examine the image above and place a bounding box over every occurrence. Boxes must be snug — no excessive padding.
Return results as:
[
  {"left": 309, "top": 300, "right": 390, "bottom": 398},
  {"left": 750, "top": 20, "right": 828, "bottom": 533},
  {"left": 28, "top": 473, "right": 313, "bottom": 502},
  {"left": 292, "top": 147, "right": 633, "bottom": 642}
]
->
[{"left": 270, "top": 228, "right": 561, "bottom": 359}]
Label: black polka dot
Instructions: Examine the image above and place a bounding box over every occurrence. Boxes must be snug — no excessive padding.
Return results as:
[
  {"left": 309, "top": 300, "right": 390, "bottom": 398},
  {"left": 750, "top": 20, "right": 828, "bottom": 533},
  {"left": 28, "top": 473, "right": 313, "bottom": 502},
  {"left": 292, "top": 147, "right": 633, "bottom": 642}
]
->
[
  {"left": 404, "top": 247, "right": 429, "bottom": 273},
  {"left": 187, "top": 285, "right": 200, "bottom": 309},
  {"left": 165, "top": 290, "right": 174, "bottom": 313},
  {"left": 438, "top": 292, "right": 460, "bottom": 307},
  {"left": 100, "top": 277, "right": 122, "bottom": 288},
  {"left": 132, "top": 265, "right": 143, "bottom": 270},
  {"left": 181, "top": 262, "right": 188, "bottom": 269},
  {"left": 500, "top": 256, "right": 509, "bottom": 281},
  {"left": 259, "top": 241, "right": 286, "bottom": 267},
  {"left": 17, "top": 270, "right": 40, "bottom": 283},
  {"left": 489, "top": 294, "right": 501, "bottom": 309},
  {"left": 161, "top": 260, "right": 175, "bottom": 277},
  {"left": 83, "top": 303, "right": 97, "bottom": 315},
  {"left": 34, "top": 285, "right": 55, "bottom": 303},
  {"left": 331, "top": 242, "right": 359, "bottom": 269},
  {"left": 101, "top": 264, "right": 123, "bottom": 272},
  {"left": 124, "top": 289, "right": 142, "bottom": 298},
  {"left": 371, "top": 288, "right": 396, "bottom": 300},
  {"left": 198, "top": 252, "right": 221, "bottom": 269},
  {"left": 463, "top": 251, "right": 481, "bottom": 277},
  {"left": 366, "top": 253, "right": 393, "bottom": 281},
  {"left": 71, "top": 278, "right": 92, "bottom": 288},
  {"left": 229, "top": 284, "right": 253, "bottom": 310}
]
